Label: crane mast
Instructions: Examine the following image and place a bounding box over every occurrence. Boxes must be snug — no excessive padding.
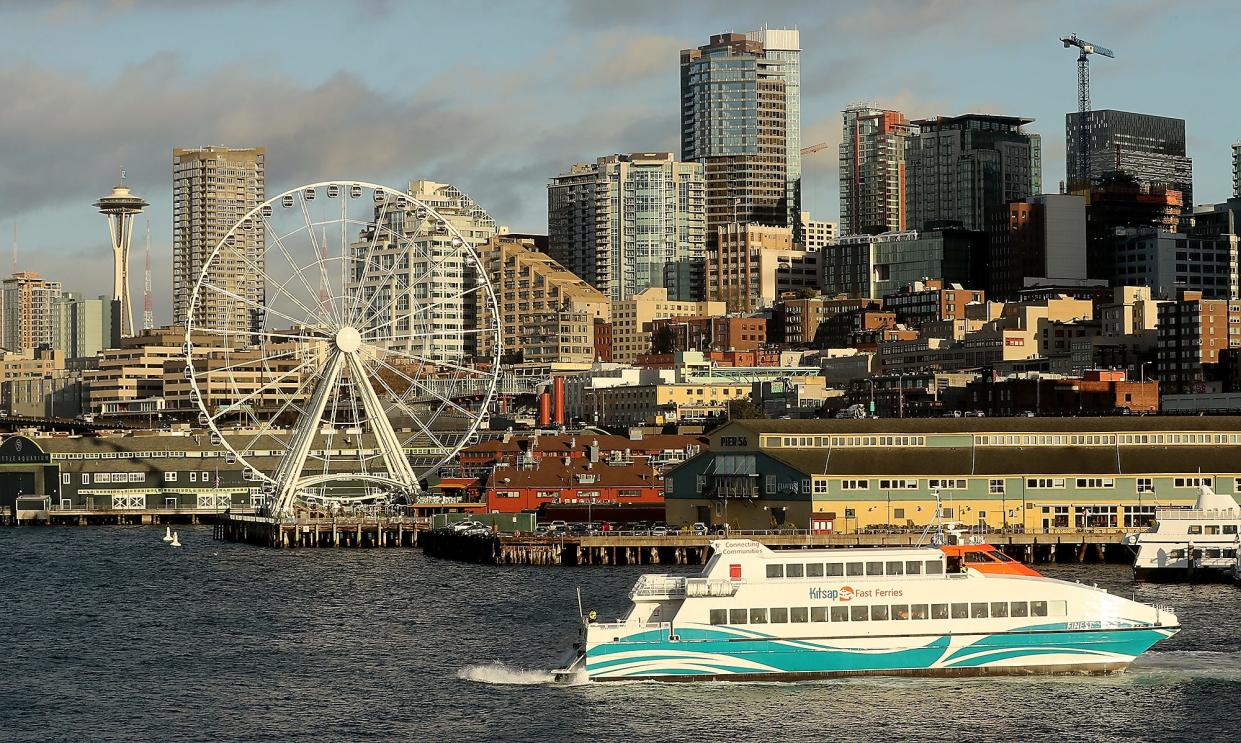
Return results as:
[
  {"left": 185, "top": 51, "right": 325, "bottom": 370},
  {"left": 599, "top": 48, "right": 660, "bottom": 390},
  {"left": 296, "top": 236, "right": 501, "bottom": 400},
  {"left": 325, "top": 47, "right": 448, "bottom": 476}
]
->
[{"left": 1061, "top": 33, "right": 1115, "bottom": 187}]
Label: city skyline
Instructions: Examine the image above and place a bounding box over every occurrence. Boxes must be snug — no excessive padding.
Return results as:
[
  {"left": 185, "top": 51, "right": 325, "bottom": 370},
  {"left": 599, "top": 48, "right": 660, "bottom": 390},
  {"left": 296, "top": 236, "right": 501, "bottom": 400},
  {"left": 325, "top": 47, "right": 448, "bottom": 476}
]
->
[{"left": 1, "top": 1, "right": 1239, "bottom": 322}]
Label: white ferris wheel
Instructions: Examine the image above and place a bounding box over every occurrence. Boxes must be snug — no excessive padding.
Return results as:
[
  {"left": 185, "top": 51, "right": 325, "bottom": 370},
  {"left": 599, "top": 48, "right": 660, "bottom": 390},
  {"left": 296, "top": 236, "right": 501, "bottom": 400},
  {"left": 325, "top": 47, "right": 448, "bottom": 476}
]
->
[{"left": 184, "top": 181, "right": 501, "bottom": 517}]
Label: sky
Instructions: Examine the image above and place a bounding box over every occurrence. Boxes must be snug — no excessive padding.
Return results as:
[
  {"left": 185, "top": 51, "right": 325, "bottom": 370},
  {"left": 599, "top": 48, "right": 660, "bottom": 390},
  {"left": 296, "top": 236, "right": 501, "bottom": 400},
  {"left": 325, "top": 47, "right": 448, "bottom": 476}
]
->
[{"left": 1, "top": 0, "right": 1238, "bottom": 324}]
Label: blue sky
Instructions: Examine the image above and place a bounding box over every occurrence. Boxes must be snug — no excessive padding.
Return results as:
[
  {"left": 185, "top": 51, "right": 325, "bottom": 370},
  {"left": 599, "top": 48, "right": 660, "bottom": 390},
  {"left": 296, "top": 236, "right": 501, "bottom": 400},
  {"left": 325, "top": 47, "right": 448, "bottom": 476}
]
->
[{"left": 1, "top": 0, "right": 1237, "bottom": 323}]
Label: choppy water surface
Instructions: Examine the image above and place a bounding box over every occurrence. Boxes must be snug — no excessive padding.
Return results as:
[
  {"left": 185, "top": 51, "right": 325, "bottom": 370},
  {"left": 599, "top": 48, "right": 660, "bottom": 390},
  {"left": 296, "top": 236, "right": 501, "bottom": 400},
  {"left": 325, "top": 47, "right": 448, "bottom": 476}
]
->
[{"left": 1, "top": 526, "right": 1239, "bottom": 742}]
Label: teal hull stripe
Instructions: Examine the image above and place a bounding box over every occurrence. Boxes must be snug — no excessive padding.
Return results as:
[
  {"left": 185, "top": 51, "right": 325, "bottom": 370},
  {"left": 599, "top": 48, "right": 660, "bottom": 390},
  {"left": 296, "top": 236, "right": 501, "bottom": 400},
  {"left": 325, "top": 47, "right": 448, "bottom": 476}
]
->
[{"left": 585, "top": 628, "right": 1170, "bottom": 678}]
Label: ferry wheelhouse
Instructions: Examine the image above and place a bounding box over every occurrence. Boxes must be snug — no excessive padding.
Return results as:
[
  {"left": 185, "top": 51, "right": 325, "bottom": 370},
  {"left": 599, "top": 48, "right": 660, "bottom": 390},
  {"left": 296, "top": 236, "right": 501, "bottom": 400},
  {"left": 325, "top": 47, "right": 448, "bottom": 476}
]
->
[
  {"left": 560, "top": 539, "right": 1177, "bottom": 682},
  {"left": 1130, "top": 485, "right": 1241, "bottom": 582}
]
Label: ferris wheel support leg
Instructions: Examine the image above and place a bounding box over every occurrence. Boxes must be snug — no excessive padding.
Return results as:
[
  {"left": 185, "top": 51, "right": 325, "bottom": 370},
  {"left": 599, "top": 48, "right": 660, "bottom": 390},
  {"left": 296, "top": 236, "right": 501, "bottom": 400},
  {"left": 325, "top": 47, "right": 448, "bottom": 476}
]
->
[
  {"left": 345, "top": 350, "right": 419, "bottom": 494},
  {"left": 267, "top": 350, "right": 346, "bottom": 518}
]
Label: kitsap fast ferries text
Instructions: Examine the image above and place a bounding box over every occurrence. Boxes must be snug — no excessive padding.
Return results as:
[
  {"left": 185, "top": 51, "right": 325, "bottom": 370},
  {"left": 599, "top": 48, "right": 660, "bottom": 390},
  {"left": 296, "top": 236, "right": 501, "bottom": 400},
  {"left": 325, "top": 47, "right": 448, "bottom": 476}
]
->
[{"left": 558, "top": 540, "right": 1179, "bottom": 682}]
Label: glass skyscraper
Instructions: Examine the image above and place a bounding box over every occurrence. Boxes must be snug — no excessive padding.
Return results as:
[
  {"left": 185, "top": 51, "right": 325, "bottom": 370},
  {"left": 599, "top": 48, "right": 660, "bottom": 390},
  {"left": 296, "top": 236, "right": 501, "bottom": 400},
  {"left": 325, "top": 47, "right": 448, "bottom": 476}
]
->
[
  {"left": 680, "top": 29, "right": 801, "bottom": 239},
  {"left": 1066, "top": 109, "right": 1193, "bottom": 207}
]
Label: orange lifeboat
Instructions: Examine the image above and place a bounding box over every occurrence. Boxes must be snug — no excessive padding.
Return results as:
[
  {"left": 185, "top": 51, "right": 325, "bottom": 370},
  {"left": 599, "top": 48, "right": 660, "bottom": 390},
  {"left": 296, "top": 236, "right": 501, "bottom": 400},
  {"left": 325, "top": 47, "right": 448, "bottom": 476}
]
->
[{"left": 940, "top": 543, "right": 1041, "bottom": 576}]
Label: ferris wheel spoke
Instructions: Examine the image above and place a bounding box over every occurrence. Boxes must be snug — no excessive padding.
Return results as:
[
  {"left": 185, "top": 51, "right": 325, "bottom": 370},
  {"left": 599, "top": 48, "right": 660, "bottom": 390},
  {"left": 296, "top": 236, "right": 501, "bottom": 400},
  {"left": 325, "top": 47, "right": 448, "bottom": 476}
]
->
[
  {"left": 352, "top": 217, "right": 443, "bottom": 328},
  {"left": 238, "top": 364, "right": 324, "bottom": 457},
  {"left": 299, "top": 192, "right": 342, "bottom": 327},
  {"left": 369, "top": 362, "right": 449, "bottom": 451},
  {"left": 191, "top": 325, "right": 325, "bottom": 346},
  {"left": 364, "top": 281, "right": 487, "bottom": 340},
  {"left": 357, "top": 226, "right": 459, "bottom": 330},
  {"left": 201, "top": 280, "right": 307, "bottom": 330},
  {"left": 216, "top": 231, "right": 323, "bottom": 329},
  {"left": 193, "top": 347, "right": 305, "bottom": 379},
  {"left": 344, "top": 192, "right": 398, "bottom": 327},
  {"left": 366, "top": 343, "right": 493, "bottom": 378},
  {"left": 261, "top": 214, "right": 337, "bottom": 329},
  {"left": 208, "top": 356, "right": 317, "bottom": 422},
  {"left": 370, "top": 355, "right": 476, "bottom": 420}
]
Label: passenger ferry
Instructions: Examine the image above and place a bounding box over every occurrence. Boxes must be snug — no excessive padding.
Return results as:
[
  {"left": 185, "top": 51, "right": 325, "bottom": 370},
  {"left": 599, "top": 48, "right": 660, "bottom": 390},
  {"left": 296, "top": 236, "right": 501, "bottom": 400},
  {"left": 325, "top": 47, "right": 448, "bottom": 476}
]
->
[
  {"left": 558, "top": 539, "right": 1178, "bottom": 682},
  {"left": 1130, "top": 485, "right": 1241, "bottom": 582}
]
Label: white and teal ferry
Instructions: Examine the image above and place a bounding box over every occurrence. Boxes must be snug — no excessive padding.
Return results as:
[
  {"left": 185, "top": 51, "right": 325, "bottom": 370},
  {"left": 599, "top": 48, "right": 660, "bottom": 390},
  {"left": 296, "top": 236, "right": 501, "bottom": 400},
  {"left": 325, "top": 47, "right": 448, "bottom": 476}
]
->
[{"left": 559, "top": 539, "right": 1178, "bottom": 682}]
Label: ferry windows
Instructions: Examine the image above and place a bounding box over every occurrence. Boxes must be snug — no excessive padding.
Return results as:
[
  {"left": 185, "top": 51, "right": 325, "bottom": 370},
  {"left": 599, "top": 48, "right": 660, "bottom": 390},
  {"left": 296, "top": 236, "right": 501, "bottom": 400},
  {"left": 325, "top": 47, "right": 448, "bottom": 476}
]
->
[
  {"left": 1187, "top": 525, "right": 1202, "bottom": 535},
  {"left": 1010, "top": 602, "right": 1029, "bottom": 617},
  {"left": 925, "top": 560, "right": 944, "bottom": 575},
  {"left": 750, "top": 608, "right": 768, "bottom": 624},
  {"left": 1030, "top": 601, "right": 1048, "bottom": 617},
  {"left": 1048, "top": 600, "right": 1067, "bottom": 617},
  {"left": 811, "top": 607, "right": 830, "bottom": 622},
  {"left": 951, "top": 603, "right": 969, "bottom": 619},
  {"left": 846, "top": 562, "right": 864, "bottom": 576},
  {"left": 829, "top": 606, "right": 849, "bottom": 622},
  {"left": 970, "top": 603, "right": 989, "bottom": 619},
  {"left": 786, "top": 564, "right": 804, "bottom": 578},
  {"left": 891, "top": 604, "right": 910, "bottom": 620},
  {"left": 911, "top": 604, "right": 929, "bottom": 620},
  {"left": 1225, "top": 525, "right": 1239, "bottom": 535},
  {"left": 790, "top": 607, "right": 809, "bottom": 623},
  {"left": 932, "top": 604, "right": 950, "bottom": 619},
  {"left": 990, "top": 602, "right": 1009, "bottom": 618},
  {"left": 885, "top": 561, "right": 904, "bottom": 575},
  {"left": 766, "top": 564, "right": 785, "bottom": 578},
  {"left": 709, "top": 609, "right": 727, "bottom": 625},
  {"left": 865, "top": 561, "right": 884, "bottom": 576},
  {"left": 825, "top": 563, "right": 844, "bottom": 577},
  {"left": 807, "top": 563, "right": 825, "bottom": 578},
  {"left": 870, "top": 605, "right": 889, "bottom": 621},
  {"left": 1205, "top": 525, "right": 1221, "bottom": 535},
  {"left": 770, "top": 608, "right": 788, "bottom": 623},
  {"left": 729, "top": 609, "right": 748, "bottom": 624},
  {"left": 850, "top": 606, "right": 868, "bottom": 621}
]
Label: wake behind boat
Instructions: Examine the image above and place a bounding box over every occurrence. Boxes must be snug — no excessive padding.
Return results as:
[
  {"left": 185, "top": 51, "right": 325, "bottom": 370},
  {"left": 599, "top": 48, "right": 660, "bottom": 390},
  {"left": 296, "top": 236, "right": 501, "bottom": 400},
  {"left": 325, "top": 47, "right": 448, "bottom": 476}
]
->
[{"left": 557, "top": 539, "right": 1178, "bottom": 682}]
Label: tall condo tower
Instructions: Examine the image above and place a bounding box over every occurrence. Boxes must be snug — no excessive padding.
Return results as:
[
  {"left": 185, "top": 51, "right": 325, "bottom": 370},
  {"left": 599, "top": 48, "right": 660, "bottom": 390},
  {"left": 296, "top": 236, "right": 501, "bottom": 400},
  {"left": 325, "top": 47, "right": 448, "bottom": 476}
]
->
[
  {"left": 94, "top": 177, "right": 148, "bottom": 337},
  {"left": 680, "top": 29, "right": 801, "bottom": 240},
  {"left": 839, "top": 106, "right": 911, "bottom": 236},
  {"left": 172, "top": 146, "right": 266, "bottom": 334}
]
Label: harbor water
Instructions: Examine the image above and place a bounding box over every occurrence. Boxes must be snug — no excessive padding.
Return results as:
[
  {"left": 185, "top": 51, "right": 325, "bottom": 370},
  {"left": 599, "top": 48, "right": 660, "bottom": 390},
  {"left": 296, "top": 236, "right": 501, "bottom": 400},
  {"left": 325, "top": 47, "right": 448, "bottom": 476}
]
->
[{"left": 2, "top": 526, "right": 1239, "bottom": 742}]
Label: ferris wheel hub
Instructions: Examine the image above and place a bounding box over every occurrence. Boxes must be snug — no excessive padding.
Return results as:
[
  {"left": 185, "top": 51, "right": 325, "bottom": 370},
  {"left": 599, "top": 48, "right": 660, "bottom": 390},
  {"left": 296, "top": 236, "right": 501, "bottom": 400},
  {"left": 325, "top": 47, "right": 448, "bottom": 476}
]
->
[{"left": 334, "top": 326, "right": 362, "bottom": 353}]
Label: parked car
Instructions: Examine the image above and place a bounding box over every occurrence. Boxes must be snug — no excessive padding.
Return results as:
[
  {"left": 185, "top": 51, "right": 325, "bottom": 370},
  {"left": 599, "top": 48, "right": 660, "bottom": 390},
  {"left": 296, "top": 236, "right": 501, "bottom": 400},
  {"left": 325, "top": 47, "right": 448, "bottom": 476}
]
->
[
  {"left": 548, "top": 520, "right": 568, "bottom": 532},
  {"left": 651, "top": 526, "right": 668, "bottom": 537},
  {"left": 691, "top": 522, "right": 708, "bottom": 536}
]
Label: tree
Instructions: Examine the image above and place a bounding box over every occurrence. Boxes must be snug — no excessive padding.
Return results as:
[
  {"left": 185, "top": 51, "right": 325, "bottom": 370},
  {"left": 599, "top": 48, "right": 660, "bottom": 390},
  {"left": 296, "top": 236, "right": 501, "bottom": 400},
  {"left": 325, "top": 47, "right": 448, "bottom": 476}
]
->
[{"left": 727, "top": 397, "right": 764, "bottom": 421}]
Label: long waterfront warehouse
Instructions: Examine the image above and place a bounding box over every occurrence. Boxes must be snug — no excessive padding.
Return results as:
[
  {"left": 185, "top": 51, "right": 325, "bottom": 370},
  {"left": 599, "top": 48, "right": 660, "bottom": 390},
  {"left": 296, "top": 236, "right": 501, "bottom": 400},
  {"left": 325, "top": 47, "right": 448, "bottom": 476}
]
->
[{"left": 664, "top": 417, "right": 1241, "bottom": 532}]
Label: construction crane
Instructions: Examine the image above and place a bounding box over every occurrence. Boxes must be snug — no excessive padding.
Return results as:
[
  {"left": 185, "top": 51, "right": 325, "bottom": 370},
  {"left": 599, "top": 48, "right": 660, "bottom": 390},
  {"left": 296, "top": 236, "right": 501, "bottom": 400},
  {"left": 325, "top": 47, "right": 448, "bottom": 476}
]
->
[
  {"left": 1061, "top": 33, "right": 1115, "bottom": 185},
  {"left": 800, "top": 142, "right": 828, "bottom": 155}
]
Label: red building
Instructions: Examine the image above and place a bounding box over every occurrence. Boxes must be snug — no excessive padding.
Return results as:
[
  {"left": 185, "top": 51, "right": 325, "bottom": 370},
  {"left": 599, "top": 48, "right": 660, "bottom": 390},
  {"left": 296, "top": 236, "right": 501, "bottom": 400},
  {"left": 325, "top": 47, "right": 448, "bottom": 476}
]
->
[
  {"left": 650, "top": 315, "right": 766, "bottom": 353},
  {"left": 484, "top": 455, "right": 666, "bottom": 513},
  {"left": 967, "top": 370, "right": 1159, "bottom": 416},
  {"left": 456, "top": 432, "right": 707, "bottom": 477},
  {"left": 593, "top": 318, "right": 613, "bottom": 362}
]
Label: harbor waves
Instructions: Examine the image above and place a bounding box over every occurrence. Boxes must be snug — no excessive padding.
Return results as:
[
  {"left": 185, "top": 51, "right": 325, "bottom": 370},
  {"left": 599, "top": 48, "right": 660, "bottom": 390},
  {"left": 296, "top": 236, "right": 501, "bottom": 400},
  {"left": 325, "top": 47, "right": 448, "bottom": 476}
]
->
[{"left": 2, "top": 528, "right": 1240, "bottom": 743}]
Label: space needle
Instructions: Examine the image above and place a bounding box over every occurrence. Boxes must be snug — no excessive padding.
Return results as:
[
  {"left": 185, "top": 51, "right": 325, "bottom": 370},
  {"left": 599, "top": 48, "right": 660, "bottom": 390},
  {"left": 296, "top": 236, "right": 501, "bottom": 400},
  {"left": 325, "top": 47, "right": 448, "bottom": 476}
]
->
[{"left": 94, "top": 173, "right": 147, "bottom": 337}]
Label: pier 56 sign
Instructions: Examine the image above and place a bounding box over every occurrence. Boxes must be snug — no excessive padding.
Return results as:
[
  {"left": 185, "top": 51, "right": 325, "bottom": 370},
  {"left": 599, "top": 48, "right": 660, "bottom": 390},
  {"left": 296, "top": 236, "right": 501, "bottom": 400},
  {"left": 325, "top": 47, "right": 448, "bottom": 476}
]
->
[{"left": 809, "top": 586, "right": 904, "bottom": 601}]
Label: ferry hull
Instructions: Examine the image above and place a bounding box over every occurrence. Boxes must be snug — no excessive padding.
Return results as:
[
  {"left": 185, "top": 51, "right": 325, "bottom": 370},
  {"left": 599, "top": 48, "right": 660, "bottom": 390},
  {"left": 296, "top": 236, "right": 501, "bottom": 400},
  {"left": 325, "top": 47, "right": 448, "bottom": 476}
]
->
[
  {"left": 582, "top": 626, "right": 1177, "bottom": 682},
  {"left": 1134, "top": 566, "right": 1236, "bottom": 583}
]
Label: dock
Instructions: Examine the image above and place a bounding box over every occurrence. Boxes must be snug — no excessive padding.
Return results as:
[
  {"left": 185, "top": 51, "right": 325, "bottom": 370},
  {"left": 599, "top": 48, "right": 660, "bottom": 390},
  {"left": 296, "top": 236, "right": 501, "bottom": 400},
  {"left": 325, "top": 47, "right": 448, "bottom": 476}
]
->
[
  {"left": 3, "top": 506, "right": 258, "bottom": 527},
  {"left": 213, "top": 513, "right": 426, "bottom": 548},
  {"left": 420, "top": 529, "right": 1138, "bottom": 566}
]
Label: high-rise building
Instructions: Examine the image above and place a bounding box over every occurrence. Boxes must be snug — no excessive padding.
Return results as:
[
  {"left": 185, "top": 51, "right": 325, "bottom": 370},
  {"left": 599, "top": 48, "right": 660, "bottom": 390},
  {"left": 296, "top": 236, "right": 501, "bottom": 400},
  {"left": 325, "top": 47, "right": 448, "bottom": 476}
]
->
[
  {"left": 547, "top": 153, "right": 705, "bottom": 302},
  {"left": 609, "top": 287, "right": 724, "bottom": 364},
  {"left": 351, "top": 180, "right": 500, "bottom": 363},
  {"left": 839, "top": 106, "right": 911, "bottom": 236},
  {"left": 94, "top": 181, "right": 147, "bottom": 337},
  {"left": 475, "top": 234, "right": 610, "bottom": 364},
  {"left": 823, "top": 229, "right": 986, "bottom": 299},
  {"left": 1233, "top": 142, "right": 1240, "bottom": 199},
  {"left": 1, "top": 272, "right": 63, "bottom": 353},
  {"left": 172, "top": 146, "right": 266, "bottom": 335},
  {"left": 907, "top": 114, "right": 1041, "bottom": 232},
  {"left": 680, "top": 29, "right": 800, "bottom": 237},
  {"left": 1157, "top": 290, "right": 1241, "bottom": 393},
  {"left": 1083, "top": 172, "right": 1185, "bottom": 283},
  {"left": 800, "top": 212, "right": 836, "bottom": 249},
  {"left": 56, "top": 293, "right": 119, "bottom": 361},
  {"left": 706, "top": 223, "right": 819, "bottom": 312},
  {"left": 988, "top": 195, "right": 1088, "bottom": 300},
  {"left": 1066, "top": 110, "right": 1192, "bottom": 205}
]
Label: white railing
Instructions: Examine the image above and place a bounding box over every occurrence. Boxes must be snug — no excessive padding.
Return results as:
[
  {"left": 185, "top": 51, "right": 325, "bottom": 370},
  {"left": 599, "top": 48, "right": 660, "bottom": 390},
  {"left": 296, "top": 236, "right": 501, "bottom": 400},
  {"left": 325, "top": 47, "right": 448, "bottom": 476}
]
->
[
  {"left": 629, "top": 575, "right": 686, "bottom": 600},
  {"left": 1155, "top": 508, "right": 1240, "bottom": 520}
]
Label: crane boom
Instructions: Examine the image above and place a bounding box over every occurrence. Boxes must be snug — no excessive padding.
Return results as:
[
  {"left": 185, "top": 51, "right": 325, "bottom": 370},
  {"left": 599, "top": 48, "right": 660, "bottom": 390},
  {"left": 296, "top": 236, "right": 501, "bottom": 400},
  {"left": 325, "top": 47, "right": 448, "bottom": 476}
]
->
[{"left": 800, "top": 142, "right": 828, "bottom": 155}]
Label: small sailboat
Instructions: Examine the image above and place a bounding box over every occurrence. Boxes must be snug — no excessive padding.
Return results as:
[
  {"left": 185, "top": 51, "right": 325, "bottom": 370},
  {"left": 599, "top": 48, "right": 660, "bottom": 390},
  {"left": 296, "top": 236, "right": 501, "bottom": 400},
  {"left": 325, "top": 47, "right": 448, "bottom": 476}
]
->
[
  {"left": 162, "top": 526, "right": 174, "bottom": 543},
  {"left": 170, "top": 532, "right": 182, "bottom": 548}
]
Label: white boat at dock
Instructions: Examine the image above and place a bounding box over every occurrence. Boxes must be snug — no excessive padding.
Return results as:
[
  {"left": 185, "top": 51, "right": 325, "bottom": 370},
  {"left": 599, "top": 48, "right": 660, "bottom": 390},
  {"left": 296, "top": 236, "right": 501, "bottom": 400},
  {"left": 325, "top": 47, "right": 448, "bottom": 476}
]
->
[
  {"left": 557, "top": 539, "right": 1178, "bottom": 682},
  {"left": 1129, "top": 485, "right": 1241, "bottom": 582}
]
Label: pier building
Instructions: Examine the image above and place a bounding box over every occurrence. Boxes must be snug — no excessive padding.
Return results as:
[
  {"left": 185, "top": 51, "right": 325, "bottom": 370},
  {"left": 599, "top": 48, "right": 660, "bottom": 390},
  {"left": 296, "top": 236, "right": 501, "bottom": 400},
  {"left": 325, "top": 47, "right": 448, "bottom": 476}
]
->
[{"left": 665, "top": 417, "right": 1241, "bottom": 532}]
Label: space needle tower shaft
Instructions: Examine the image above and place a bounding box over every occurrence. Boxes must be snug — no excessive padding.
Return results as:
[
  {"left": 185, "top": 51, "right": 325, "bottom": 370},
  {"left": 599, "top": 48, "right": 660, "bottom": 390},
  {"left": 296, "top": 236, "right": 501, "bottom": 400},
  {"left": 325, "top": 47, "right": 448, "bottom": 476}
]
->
[{"left": 94, "top": 173, "right": 148, "bottom": 337}]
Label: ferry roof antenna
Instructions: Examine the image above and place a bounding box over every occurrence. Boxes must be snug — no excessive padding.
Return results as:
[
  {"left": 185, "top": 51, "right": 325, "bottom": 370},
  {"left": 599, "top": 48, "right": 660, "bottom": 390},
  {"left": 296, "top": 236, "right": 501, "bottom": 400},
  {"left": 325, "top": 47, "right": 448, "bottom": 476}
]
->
[{"left": 915, "top": 490, "right": 944, "bottom": 547}]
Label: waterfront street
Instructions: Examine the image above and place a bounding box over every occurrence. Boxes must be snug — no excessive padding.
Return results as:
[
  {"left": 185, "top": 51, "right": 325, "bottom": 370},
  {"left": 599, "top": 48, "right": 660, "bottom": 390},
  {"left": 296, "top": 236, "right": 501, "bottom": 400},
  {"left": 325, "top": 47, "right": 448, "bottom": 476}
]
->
[{"left": 2, "top": 526, "right": 1239, "bottom": 743}]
